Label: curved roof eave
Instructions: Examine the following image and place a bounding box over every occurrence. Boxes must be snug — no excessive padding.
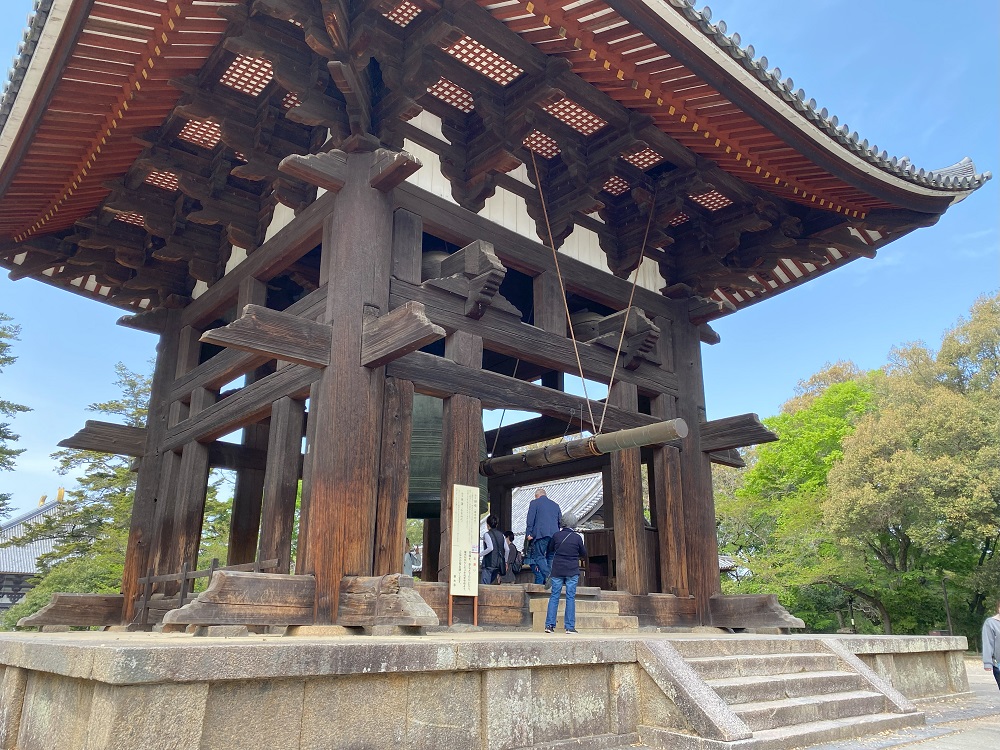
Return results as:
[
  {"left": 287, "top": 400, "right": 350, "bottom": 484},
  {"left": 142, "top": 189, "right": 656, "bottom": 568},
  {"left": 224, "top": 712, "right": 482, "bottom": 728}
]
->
[
  {"left": 613, "top": 0, "right": 991, "bottom": 211},
  {"left": 0, "top": 0, "right": 78, "bottom": 176}
]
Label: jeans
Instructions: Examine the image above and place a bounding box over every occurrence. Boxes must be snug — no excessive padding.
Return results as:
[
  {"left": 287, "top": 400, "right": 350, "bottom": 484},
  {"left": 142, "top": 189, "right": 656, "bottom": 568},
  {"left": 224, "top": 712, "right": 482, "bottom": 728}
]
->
[
  {"left": 993, "top": 665, "right": 1000, "bottom": 691},
  {"left": 480, "top": 567, "right": 498, "bottom": 585},
  {"left": 531, "top": 537, "right": 554, "bottom": 584},
  {"left": 544, "top": 575, "right": 579, "bottom": 631}
]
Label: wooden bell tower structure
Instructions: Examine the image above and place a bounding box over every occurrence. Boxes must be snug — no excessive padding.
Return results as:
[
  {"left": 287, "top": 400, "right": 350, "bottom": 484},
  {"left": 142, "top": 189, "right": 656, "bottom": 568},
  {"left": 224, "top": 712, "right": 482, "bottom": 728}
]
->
[{"left": 0, "top": 0, "right": 988, "bottom": 627}]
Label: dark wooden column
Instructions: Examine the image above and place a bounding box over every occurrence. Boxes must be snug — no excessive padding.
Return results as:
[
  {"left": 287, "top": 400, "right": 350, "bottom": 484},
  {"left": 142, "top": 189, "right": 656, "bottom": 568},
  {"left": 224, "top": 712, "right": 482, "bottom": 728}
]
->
[
  {"left": 373, "top": 376, "right": 413, "bottom": 575},
  {"left": 170, "top": 385, "right": 215, "bottom": 574},
  {"left": 650, "top": 315, "right": 688, "bottom": 596},
  {"left": 607, "top": 381, "right": 649, "bottom": 594},
  {"left": 302, "top": 149, "right": 393, "bottom": 623},
  {"left": 121, "top": 311, "right": 181, "bottom": 621},
  {"left": 258, "top": 395, "right": 305, "bottom": 573},
  {"left": 673, "top": 314, "right": 719, "bottom": 623},
  {"left": 148, "top": 324, "right": 202, "bottom": 581},
  {"left": 534, "top": 270, "right": 566, "bottom": 393},
  {"left": 295, "top": 382, "right": 320, "bottom": 575},
  {"left": 438, "top": 331, "right": 483, "bottom": 584},
  {"left": 373, "top": 208, "right": 421, "bottom": 576},
  {"left": 228, "top": 277, "right": 271, "bottom": 564},
  {"left": 422, "top": 518, "right": 441, "bottom": 582},
  {"left": 488, "top": 458, "right": 513, "bottom": 534}
]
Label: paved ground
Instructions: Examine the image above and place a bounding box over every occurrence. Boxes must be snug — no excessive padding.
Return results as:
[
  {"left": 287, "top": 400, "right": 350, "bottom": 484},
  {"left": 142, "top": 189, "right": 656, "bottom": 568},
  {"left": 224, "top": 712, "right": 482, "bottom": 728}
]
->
[{"left": 801, "top": 658, "right": 1000, "bottom": 750}]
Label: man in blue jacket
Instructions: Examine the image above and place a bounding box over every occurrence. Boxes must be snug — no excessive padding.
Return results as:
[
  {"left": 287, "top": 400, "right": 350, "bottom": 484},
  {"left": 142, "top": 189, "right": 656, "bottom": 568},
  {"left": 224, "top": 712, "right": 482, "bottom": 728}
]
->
[{"left": 525, "top": 487, "right": 561, "bottom": 586}]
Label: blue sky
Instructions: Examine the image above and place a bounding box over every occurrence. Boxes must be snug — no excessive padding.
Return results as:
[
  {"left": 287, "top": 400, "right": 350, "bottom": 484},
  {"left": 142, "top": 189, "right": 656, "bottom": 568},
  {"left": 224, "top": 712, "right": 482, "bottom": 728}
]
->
[{"left": 0, "top": 1, "right": 997, "bottom": 516}]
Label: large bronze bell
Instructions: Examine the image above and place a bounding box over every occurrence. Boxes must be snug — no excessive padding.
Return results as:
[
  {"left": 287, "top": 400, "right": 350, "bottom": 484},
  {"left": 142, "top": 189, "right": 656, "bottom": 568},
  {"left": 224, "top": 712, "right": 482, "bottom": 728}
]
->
[{"left": 407, "top": 393, "right": 490, "bottom": 519}]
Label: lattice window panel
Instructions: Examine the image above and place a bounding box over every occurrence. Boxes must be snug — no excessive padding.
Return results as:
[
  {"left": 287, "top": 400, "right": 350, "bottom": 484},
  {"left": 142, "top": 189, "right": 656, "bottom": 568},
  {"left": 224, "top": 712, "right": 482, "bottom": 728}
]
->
[
  {"left": 178, "top": 119, "right": 222, "bottom": 150},
  {"left": 443, "top": 36, "right": 523, "bottom": 86},
  {"left": 383, "top": 0, "right": 421, "bottom": 27},
  {"left": 219, "top": 55, "right": 274, "bottom": 97},
  {"left": 426, "top": 78, "right": 475, "bottom": 113},
  {"left": 602, "top": 176, "right": 630, "bottom": 196},
  {"left": 523, "top": 130, "right": 560, "bottom": 159},
  {"left": 623, "top": 148, "right": 664, "bottom": 170},
  {"left": 145, "top": 170, "right": 179, "bottom": 192},
  {"left": 668, "top": 212, "right": 690, "bottom": 227},
  {"left": 688, "top": 190, "right": 733, "bottom": 211},
  {"left": 115, "top": 212, "right": 145, "bottom": 228},
  {"left": 543, "top": 98, "right": 607, "bottom": 136},
  {"left": 282, "top": 92, "right": 301, "bottom": 110}
]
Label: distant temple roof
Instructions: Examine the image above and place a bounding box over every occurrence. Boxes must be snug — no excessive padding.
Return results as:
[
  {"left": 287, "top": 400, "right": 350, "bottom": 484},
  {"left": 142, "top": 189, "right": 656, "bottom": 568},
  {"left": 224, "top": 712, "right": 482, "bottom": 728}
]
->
[{"left": 0, "top": 500, "right": 61, "bottom": 574}]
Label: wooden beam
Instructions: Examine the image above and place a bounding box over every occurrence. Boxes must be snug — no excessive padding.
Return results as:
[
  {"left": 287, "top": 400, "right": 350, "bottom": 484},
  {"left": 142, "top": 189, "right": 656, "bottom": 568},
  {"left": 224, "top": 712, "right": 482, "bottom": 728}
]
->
[
  {"left": 58, "top": 420, "right": 147, "bottom": 456},
  {"left": 361, "top": 301, "right": 445, "bottom": 368},
  {"left": 162, "top": 364, "right": 320, "bottom": 452},
  {"left": 369, "top": 148, "right": 422, "bottom": 192},
  {"left": 390, "top": 278, "right": 679, "bottom": 396},
  {"left": 699, "top": 413, "right": 777, "bottom": 453},
  {"left": 394, "top": 182, "right": 679, "bottom": 323},
  {"left": 180, "top": 188, "right": 337, "bottom": 328},
  {"left": 386, "top": 351, "right": 656, "bottom": 433},
  {"left": 18, "top": 594, "right": 125, "bottom": 628},
  {"left": 278, "top": 149, "right": 349, "bottom": 193},
  {"left": 199, "top": 304, "right": 333, "bottom": 368}
]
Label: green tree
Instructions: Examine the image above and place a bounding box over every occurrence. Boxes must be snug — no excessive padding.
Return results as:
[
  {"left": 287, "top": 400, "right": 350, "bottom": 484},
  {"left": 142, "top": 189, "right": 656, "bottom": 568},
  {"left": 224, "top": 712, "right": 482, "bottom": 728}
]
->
[{"left": 0, "top": 312, "right": 31, "bottom": 516}]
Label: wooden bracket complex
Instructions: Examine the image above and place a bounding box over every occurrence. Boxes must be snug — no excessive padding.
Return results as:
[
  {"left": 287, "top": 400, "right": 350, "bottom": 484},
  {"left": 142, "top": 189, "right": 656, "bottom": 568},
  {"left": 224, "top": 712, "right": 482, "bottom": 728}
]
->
[{"left": 200, "top": 305, "right": 333, "bottom": 367}]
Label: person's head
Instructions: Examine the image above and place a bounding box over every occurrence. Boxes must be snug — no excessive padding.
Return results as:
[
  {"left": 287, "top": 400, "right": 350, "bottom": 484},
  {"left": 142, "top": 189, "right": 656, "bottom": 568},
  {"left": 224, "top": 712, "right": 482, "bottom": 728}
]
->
[
  {"left": 561, "top": 513, "right": 578, "bottom": 529},
  {"left": 486, "top": 514, "right": 499, "bottom": 529},
  {"left": 504, "top": 530, "right": 514, "bottom": 542},
  {"left": 535, "top": 488, "right": 546, "bottom": 499}
]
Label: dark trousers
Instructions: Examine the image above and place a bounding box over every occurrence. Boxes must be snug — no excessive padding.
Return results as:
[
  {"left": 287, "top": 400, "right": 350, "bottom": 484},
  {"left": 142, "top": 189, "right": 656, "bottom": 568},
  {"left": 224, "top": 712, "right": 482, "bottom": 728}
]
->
[{"left": 994, "top": 665, "right": 1000, "bottom": 691}]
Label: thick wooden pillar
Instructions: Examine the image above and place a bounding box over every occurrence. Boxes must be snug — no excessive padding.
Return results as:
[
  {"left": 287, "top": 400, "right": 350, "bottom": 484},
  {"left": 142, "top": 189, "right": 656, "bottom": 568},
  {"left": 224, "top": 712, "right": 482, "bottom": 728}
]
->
[
  {"left": 533, "top": 271, "right": 566, "bottom": 335},
  {"left": 373, "top": 376, "right": 413, "bottom": 575},
  {"left": 228, "top": 277, "right": 271, "bottom": 564},
  {"left": 121, "top": 311, "right": 181, "bottom": 621},
  {"left": 607, "top": 381, "right": 649, "bottom": 594},
  {"left": 258, "top": 395, "right": 305, "bottom": 572},
  {"left": 170, "top": 386, "right": 215, "bottom": 573},
  {"left": 673, "top": 316, "right": 719, "bottom": 623},
  {"left": 650, "top": 315, "right": 688, "bottom": 596},
  {"left": 302, "top": 150, "right": 392, "bottom": 622},
  {"left": 295, "top": 382, "right": 320, "bottom": 575},
  {"left": 372, "top": 208, "right": 422, "bottom": 576},
  {"left": 148, "top": 324, "right": 203, "bottom": 581},
  {"left": 438, "top": 331, "right": 483, "bottom": 584},
  {"left": 488, "top": 461, "right": 513, "bottom": 534}
]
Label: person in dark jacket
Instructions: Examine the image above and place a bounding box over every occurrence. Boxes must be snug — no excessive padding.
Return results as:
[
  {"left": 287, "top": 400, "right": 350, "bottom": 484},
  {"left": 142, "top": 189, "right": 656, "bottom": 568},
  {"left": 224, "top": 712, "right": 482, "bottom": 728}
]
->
[
  {"left": 544, "top": 514, "right": 588, "bottom": 634},
  {"left": 525, "top": 487, "right": 561, "bottom": 585}
]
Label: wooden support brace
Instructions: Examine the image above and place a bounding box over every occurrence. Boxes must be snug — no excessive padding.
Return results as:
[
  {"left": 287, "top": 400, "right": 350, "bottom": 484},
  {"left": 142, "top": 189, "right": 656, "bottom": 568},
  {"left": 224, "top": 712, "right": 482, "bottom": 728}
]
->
[
  {"left": 199, "top": 304, "right": 332, "bottom": 368},
  {"left": 58, "top": 420, "right": 147, "bottom": 456},
  {"left": 699, "top": 413, "right": 777, "bottom": 453},
  {"left": 278, "top": 150, "right": 349, "bottom": 192},
  {"left": 369, "top": 148, "right": 422, "bottom": 192},
  {"left": 360, "top": 301, "right": 445, "bottom": 368}
]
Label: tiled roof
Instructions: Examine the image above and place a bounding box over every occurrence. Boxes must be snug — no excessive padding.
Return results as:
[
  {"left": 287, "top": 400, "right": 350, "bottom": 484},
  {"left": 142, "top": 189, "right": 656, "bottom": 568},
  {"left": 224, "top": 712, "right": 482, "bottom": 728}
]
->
[
  {"left": 663, "top": 0, "right": 991, "bottom": 190},
  {"left": 0, "top": 0, "right": 52, "bottom": 134},
  {"left": 0, "top": 500, "right": 61, "bottom": 574}
]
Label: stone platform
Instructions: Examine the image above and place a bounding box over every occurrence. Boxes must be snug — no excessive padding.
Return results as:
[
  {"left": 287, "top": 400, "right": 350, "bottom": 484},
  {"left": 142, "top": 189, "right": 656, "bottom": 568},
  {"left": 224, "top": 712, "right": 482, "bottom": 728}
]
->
[{"left": 0, "top": 631, "right": 969, "bottom": 750}]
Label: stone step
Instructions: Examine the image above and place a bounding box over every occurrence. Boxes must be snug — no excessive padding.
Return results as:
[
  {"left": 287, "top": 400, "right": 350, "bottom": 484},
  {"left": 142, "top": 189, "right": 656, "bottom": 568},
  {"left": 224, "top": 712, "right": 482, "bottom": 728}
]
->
[
  {"left": 747, "top": 711, "right": 924, "bottom": 750},
  {"left": 528, "top": 598, "right": 620, "bottom": 615},
  {"left": 668, "top": 637, "right": 822, "bottom": 659},
  {"left": 733, "top": 690, "right": 887, "bottom": 732},
  {"left": 685, "top": 652, "right": 840, "bottom": 681},
  {"left": 637, "top": 711, "right": 924, "bottom": 750},
  {"left": 530, "top": 614, "right": 639, "bottom": 632},
  {"left": 524, "top": 584, "right": 602, "bottom": 597},
  {"left": 707, "top": 670, "right": 866, "bottom": 705}
]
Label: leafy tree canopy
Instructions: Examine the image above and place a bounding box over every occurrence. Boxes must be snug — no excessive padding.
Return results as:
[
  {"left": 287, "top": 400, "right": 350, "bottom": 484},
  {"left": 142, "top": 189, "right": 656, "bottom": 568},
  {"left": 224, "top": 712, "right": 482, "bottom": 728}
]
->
[{"left": 0, "top": 312, "right": 30, "bottom": 516}]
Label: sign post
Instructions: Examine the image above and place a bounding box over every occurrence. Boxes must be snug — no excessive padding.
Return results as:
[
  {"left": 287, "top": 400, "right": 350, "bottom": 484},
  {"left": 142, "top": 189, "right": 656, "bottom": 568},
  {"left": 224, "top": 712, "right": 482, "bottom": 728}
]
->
[{"left": 448, "top": 483, "right": 480, "bottom": 626}]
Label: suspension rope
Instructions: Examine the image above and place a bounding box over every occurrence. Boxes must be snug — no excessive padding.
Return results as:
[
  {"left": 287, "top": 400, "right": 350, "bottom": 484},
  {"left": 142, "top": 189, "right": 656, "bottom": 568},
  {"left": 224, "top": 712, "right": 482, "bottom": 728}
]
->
[
  {"left": 597, "top": 190, "right": 657, "bottom": 434},
  {"left": 530, "top": 150, "right": 597, "bottom": 434}
]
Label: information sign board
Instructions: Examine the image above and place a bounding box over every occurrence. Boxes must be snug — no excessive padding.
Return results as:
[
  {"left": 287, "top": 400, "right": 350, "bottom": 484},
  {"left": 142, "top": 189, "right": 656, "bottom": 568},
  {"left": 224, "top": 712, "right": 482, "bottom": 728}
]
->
[{"left": 449, "top": 483, "right": 480, "bottom": 597}]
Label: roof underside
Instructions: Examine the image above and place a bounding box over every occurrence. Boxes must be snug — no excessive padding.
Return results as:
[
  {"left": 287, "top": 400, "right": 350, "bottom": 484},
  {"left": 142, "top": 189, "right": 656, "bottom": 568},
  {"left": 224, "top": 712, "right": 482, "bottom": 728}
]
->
[{"left": 0, "top": 0, "right": 988, "bottom": 315}]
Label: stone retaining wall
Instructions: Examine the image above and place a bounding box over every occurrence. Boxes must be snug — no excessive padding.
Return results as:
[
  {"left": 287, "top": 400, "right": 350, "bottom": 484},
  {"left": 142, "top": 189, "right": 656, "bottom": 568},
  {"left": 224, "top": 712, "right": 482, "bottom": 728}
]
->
[{"left": 0, "top": 632, "right": 969, "bottom": 750}]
